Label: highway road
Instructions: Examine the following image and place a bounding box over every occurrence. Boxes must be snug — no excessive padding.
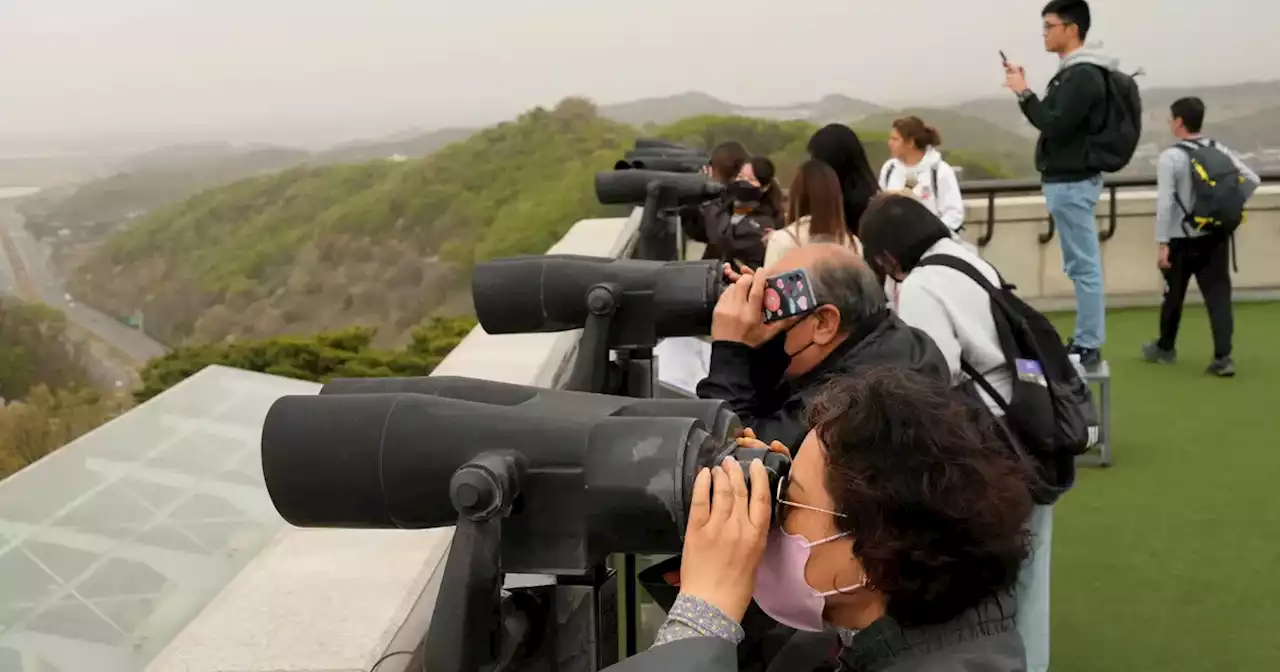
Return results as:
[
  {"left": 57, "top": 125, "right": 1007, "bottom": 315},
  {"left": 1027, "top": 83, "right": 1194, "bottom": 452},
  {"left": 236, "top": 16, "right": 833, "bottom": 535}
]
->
[{"left": 0, "top": 200, "right": 169, "bottom": 387}]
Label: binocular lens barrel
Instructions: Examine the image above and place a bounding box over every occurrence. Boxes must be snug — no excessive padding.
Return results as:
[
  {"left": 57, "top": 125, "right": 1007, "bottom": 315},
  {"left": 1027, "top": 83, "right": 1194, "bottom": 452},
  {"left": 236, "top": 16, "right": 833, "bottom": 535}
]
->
[{"left": 260, "top": 378, "right": 790, "bottom": 574}]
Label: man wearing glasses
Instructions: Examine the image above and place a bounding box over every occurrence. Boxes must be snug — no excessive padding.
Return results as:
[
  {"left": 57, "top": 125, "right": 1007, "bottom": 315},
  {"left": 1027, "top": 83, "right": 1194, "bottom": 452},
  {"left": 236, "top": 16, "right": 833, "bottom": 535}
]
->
[{"left": 1003, "top": 0, "right": 1118, "bottom": 371}]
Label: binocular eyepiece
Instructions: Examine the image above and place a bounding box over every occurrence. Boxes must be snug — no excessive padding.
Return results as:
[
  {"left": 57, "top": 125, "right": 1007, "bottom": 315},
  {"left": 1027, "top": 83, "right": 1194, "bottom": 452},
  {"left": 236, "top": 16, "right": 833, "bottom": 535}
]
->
[{"left": 260, "top": 376, "right": 790, "bottom": 575}]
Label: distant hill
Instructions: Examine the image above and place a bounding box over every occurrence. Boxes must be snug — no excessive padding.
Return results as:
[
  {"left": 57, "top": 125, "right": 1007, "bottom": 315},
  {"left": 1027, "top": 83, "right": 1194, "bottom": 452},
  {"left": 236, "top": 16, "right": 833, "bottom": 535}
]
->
[
  {"left": 19, "top": 144, "right": 311, "bottom": 244},
  {"left": 313, "top": 127, "right": 477, "bottom": 164},
  {"left": 951, "top": 78, "right": 1280, "bottom": 151},
  {"left": 1207, "top": 105, "right": 1280, "bottom": 153},
  {"left": 601, "top": 92, "right": 739, "bottom": 126},
  {"left": 0, "top": 155, "right": 118, "bottom": 189},
  {"left": 68, "top": 99, "right": 637, "bottom": 346},
  {"left": 118, "top": 141, "right": 301, "bottom": 173},
  {"left": 852, "top": 108, "right": 1038, "bottom": 178},
  {"left": 600, "top": 91, "right": 887, "bottom": 128},
  {"left": 806, "top": 94, "right": 891, "bottom": 124},
  {"left": 650, "top": 114, "right": 1015, "bottom": 185}
]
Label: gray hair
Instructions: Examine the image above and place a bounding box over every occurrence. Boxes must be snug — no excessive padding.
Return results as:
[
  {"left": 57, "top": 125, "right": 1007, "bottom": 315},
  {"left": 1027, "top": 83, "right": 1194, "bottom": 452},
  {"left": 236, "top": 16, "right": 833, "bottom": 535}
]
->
[{"left": 809, "top": 256, "right": 887, "bottom": 332}]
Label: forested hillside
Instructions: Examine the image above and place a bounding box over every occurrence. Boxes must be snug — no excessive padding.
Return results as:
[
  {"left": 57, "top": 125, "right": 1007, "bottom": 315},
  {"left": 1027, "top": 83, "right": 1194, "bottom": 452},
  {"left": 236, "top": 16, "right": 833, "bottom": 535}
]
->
[
  {"left": 67, "top": 100, "right": 1023, "bottom": 349},
  {"left": 69, "top": 98, "right": 636, "bottom": 346},
  {"left": 18, "top": 144, "right": 310, "bottom": 244}
]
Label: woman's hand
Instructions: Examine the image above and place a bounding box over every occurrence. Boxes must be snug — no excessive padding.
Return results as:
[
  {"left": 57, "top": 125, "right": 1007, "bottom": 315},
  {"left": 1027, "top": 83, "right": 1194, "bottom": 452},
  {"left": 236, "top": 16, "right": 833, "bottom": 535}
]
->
[
  {"left": 735, "top": 427, "right": 791, "bottom": 458},
  {"left": 678, "top": 456, "right": 772, "bottom": 623}
]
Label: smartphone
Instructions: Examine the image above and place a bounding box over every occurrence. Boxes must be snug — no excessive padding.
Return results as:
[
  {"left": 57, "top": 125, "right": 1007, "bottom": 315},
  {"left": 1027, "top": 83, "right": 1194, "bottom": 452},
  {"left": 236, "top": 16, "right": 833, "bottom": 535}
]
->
[{"left": 762, "top": 269, "right": 818, "bottom": 324}]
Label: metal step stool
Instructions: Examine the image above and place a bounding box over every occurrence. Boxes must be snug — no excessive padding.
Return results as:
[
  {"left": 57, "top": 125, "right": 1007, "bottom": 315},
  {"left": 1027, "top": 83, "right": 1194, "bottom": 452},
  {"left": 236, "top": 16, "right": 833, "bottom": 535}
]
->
[{"left": 1080, "top": 360, "right": 1112, "bottom": 467}]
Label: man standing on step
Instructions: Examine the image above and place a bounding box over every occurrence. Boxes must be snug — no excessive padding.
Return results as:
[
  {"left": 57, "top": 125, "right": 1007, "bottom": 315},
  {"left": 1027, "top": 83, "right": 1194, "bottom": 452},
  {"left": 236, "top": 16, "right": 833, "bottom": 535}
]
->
[
  {"left": 1003, "top": 0, "right": 1115, "bottom": 368},
  {"left": 1143, "top": 97, "right": 1258, "bottom": 377}
]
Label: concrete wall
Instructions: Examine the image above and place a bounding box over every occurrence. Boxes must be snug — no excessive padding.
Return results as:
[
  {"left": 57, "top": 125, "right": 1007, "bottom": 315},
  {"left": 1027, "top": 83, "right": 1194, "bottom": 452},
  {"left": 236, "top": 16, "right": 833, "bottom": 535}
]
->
[
  {"left": 149, "top": 212, "right": 642, "bottom": 672},
  {"left": 960, "top": 185, "right": 1280, "bottom": 310}
]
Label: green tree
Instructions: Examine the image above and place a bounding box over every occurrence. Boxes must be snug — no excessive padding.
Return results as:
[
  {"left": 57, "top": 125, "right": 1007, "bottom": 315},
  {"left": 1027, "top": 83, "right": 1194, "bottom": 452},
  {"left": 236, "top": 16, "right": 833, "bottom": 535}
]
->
[
  {"left": 135, "top": 316, "right": 477, "bottom": 402},
  {"left": 0, "top": 298, "right": 90, "bottom": 400},
  {"left": 0, "top": 386, "right": 131, "bottom": 480}
]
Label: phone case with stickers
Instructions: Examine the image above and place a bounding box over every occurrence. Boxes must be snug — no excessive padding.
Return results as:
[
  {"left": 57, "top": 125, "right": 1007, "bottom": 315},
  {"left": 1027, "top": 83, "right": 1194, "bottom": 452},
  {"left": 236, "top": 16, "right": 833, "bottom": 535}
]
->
[{"left": 762, "top": 269, "right": 818, "bottom": 324}]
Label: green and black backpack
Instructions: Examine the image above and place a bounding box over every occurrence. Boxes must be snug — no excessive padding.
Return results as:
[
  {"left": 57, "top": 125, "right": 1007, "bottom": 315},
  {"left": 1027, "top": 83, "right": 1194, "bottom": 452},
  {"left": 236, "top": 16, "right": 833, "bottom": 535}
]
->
[{"left": 1173, "top": 138, "right": 1249, "bottom": 238}]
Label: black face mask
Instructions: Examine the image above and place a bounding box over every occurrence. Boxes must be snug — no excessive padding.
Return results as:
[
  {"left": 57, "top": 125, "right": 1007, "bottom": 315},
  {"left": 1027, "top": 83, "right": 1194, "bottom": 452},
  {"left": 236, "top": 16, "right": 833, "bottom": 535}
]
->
[
  {"left": 750, "top": 318, "right": 817, "bottom": 389},
  {"left": 729, "top": 180, "right": 765, "bottom": 203}
]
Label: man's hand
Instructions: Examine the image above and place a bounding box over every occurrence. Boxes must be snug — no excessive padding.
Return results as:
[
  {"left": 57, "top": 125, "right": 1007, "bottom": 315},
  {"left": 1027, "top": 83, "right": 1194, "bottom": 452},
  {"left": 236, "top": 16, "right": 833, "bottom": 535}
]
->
[
  {"left": 711, "top": 270, "right": 787, "bottom": 347},
  {"left": 677, "top": 456, "right": 772, "bottom": 622},
  {"left": 1157, "top": 243, "right": 1172, "bottom": 270},
  {"left": 1004, "top": 63, "right": 1029, "bottom": 94},
  {"left": 723, "top": 262, "right": 754, "bottom": 284}
]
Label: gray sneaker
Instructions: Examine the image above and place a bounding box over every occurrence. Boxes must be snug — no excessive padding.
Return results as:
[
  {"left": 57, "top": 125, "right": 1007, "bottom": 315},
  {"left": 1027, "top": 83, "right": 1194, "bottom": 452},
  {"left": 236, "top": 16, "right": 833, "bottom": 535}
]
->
[
  {"left": 1141, "top": 341, "right": 1176, "bottom": 364},
  {"left": 1206, "top": 357, "right": 1236, "bottom": 377}
]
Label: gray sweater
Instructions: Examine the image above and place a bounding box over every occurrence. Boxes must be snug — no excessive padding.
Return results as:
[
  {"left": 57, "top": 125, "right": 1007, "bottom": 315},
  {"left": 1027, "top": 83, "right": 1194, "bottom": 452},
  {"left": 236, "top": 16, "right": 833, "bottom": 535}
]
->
[{"left": 1155, "top": 137, "right": 1260, "bottom": 243}]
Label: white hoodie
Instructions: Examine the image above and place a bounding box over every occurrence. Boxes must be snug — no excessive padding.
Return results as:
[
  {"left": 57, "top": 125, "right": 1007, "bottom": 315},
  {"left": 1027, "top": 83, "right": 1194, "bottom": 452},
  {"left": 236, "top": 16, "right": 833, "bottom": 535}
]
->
[
  {"left": 892, "top": 237, "right": 1012, "bottom": 416},
  {"left": 877, "top": 148, "right": 966, "bottom": 232}
]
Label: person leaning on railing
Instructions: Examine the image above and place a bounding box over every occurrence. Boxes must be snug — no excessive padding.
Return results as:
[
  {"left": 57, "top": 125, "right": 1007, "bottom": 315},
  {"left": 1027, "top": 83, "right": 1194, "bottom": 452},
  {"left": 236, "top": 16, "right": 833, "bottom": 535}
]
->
[{"left": 621, "top": 368, "right": 1034, "bottom": 672}]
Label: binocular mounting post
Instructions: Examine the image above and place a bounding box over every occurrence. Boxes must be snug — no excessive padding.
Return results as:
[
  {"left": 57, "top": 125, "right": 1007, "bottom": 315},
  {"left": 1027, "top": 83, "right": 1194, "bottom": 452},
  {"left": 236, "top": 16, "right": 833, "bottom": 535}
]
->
[
  {"left": 633, "top": 181, "right": 682, "bottom": 263},
  {"left": 413, "top": 452, "right": 540, "bottom": 672}
]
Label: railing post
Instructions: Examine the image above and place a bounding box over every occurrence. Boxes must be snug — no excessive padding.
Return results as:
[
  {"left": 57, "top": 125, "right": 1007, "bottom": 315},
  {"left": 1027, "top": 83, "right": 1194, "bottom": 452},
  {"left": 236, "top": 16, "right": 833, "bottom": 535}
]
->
[
  {"left": 1039, "top": 214, "right": 1056, "bottom": 245},
  {"left": 1099, "top": 185, "right": 1118, "bottom": 242},
  {"left": 978, "top": 192, "right": 996, "bottom": 247}
]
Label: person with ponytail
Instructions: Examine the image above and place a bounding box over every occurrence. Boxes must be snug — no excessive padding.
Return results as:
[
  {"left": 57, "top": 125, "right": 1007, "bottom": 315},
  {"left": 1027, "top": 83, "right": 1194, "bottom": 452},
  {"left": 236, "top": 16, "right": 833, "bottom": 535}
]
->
[
  {"left": 805, "top": 124, "right": 881, "bottom": 239},
  {"left": 879, "top": 116, "right": 966, "bottom": 232}
]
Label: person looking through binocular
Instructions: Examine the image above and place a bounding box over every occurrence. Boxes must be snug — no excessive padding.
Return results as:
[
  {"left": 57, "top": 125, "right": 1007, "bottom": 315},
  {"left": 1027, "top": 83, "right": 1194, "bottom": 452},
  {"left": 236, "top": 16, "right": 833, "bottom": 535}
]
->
[
  {"left": 694, "top": 243, "right": 947, "bottom": 449},
  {"left": 645, "top": 369, "right": 1035, "bottom": 672}
]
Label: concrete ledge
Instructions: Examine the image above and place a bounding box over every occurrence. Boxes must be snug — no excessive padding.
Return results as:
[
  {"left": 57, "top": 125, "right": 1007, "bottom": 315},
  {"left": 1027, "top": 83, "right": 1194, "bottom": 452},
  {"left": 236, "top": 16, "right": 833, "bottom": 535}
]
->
[{"left": 149, "top": 210, "right": 643, "bottom": 672}]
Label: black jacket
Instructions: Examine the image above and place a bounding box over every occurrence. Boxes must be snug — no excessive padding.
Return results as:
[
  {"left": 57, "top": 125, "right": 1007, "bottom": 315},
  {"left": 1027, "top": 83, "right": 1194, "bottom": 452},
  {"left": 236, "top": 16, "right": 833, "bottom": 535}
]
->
[
  {"left": 688, "top": 199, "right": 775, "bottom": 269},
  {"left": 1019, "top": 63, "right": 1108, "bottom": 183},
  {"left": 696, "top": 311, "right": 948, "bottom": 450}
]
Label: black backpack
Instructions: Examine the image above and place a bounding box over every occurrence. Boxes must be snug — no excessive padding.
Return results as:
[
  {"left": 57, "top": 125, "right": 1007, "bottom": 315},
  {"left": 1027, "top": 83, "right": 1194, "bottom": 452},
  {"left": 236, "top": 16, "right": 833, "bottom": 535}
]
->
[
  {"left": 916, "top": 255, "right": 1099, "bottom": 504},
  {"left": 1173, "top": 138, "right": 1248, "bottom": 238},
  {"left": 1079, "top": 65, "right": 1143, "bottom": 173}
]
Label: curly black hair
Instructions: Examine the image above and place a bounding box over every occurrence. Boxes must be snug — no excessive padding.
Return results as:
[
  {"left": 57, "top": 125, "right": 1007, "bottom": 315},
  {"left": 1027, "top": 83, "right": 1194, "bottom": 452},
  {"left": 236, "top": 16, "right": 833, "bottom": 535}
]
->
[{"left": 807, "top": 367, "right": 1033, "bottom": 627}]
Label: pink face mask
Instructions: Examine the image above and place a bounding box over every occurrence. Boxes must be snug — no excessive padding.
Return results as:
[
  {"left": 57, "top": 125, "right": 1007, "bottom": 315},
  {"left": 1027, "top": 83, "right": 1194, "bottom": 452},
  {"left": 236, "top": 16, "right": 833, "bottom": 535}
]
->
[{"left": 752, "top": 501, "right": 866, "bottom": 632}]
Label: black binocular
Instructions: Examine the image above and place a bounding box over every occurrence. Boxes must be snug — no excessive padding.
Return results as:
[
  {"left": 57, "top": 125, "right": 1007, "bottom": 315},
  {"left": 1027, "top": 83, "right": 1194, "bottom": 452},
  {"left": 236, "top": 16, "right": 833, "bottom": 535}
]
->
[{"left": 261, "top": 376, "right": 790, "bottom": 575}]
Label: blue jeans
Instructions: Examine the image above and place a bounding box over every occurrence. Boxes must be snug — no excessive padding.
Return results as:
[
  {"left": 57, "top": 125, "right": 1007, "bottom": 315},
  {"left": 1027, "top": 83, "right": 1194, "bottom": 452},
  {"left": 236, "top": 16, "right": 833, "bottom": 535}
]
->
[
  {"left": 1043, "top": 176, "right": 1105, "bottom": 349},
  {"left": 1016, "top": 505, "right": 1054, "bottom": 672}
]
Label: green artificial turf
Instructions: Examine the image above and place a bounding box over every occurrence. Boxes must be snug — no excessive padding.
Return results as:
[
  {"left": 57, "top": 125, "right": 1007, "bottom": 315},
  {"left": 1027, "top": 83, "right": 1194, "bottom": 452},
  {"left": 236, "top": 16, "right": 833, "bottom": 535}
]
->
[{"left": 1049, "top": 302, "right": 1280, "bottom": 671}]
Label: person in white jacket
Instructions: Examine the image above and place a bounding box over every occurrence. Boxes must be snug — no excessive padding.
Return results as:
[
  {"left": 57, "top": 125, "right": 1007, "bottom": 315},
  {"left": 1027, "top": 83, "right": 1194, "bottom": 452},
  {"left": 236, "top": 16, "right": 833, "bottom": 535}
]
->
[
  {"left": 878, "top": 116, "right": 966, "bottom": 232},
  {"left": 860, "top": 193, "right": 1052, "bottom": 672}
]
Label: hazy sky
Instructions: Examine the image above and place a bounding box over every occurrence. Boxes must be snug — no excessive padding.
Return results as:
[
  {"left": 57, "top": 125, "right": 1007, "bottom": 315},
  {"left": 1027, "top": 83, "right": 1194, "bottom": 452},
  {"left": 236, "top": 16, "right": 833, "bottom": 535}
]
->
[{"left": 3, "top": 0, "right": 1279, "bottom": 154}]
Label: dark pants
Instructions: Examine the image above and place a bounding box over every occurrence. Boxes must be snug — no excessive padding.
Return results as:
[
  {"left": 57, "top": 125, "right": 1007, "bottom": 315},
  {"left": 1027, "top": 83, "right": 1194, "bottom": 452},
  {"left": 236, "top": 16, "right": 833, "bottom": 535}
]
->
[{"left": 1158, "top": 236, "right": 1233, "bottom": 359}]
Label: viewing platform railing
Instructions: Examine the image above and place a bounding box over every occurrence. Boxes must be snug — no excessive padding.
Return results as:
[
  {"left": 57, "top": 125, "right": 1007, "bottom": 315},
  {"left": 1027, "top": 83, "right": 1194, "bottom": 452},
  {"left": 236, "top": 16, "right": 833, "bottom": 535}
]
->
[{"left": 958, "top": 170, "right": 1280, "bottom": 248}]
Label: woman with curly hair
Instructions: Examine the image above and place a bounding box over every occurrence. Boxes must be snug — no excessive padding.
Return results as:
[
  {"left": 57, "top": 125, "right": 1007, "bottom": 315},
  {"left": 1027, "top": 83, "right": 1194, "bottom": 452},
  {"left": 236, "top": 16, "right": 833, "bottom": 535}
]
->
[{"left": 642, "top": 367, "right": 1034, "bottom": 671}]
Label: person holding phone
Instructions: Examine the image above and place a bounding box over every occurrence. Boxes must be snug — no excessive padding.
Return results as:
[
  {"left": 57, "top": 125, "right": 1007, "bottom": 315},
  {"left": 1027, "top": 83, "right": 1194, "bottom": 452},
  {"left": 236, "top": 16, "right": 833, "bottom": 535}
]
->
[
  {"left": 1002, "top": 0, "right": 1121, "bottom": 369},
  {"left": 694, "top": 243, "right": 947, "bottom": 450}
]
